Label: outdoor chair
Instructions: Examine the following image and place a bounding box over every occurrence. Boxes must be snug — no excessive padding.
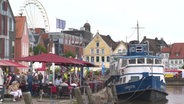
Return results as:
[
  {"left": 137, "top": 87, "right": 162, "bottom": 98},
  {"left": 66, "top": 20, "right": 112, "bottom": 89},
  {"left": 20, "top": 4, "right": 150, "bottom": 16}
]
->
[{"left": 60, "top": 86, "right": 70, "bottom": 98}]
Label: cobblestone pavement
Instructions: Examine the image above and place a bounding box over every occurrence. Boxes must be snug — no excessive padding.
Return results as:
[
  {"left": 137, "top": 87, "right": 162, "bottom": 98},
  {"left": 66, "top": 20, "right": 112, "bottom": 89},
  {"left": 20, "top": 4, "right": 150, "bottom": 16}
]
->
[{"left": 1, "top": 97, "right": 73, "bottom": 104}]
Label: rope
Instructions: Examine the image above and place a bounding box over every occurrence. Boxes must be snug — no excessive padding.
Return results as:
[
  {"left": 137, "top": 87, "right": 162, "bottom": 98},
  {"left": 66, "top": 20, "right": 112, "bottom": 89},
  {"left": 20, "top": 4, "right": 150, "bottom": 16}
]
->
[{"left": 120, "top": 77, "right": 146, "bottom": 103}]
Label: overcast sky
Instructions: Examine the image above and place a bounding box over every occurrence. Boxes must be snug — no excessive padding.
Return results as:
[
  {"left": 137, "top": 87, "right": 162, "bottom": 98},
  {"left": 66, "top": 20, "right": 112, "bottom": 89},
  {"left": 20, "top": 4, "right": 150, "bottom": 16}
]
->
[{"left": 9, "top": 0, "right": 184, "bottom": 44}]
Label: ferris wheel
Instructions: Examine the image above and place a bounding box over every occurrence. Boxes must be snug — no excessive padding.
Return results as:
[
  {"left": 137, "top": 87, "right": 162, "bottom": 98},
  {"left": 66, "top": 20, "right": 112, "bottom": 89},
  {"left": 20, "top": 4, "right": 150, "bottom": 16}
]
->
[{"left": 19, "top": 0, "right": 50, "bottom": 33}]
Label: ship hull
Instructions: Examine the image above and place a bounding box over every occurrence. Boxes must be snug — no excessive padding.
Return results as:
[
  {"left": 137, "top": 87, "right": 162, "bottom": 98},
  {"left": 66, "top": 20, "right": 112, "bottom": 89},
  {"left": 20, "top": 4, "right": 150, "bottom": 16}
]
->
[{"left": 115, "top": 76, "right": 168, "bottom": 102}]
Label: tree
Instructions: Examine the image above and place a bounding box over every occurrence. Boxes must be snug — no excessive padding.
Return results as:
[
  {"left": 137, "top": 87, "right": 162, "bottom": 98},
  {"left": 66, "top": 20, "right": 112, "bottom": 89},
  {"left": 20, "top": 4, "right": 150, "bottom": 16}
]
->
[
  {"left": 64, "top": 50, "right": 75, "bottom": 58},
  {"left": 33, "top": 44, "right": 47, "bottom": 55}
]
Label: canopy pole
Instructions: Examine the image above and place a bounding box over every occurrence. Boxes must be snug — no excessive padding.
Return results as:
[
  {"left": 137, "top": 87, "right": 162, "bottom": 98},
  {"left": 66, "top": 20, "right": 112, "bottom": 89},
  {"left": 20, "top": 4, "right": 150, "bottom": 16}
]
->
[{"left": 52, "top": 43, "right": 55, "bottom": 85}]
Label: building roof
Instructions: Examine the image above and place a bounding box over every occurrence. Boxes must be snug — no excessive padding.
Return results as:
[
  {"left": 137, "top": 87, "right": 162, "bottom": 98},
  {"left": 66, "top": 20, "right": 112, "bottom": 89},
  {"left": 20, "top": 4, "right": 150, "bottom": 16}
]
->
[
  {"left": 83, "top": 22, "right": 90, "bottom": 27},
  {"left": 15, "top": 16, "right": 26, "bottom": 38},
  {"left": 100, "top": 34, "right": 118, "bottom": 51},
  {"left": 161, "top": 47, "right": 170, "bottom": 53},
  {"left": 62, "top": 29, "right": 93, "bottom": 46},
  {"left": 169, "top": 43, "right": 184, "bottom": 59},
  {"left": 141, "top": 36, "right": 168, "bottom": 55}
]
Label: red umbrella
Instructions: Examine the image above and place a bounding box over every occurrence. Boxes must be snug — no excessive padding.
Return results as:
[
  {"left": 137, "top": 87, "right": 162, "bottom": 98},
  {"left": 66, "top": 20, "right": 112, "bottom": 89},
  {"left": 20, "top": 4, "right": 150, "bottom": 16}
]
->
[
  {"left": 16, "top": 53, "right": 77, "bottom": 65},
  {"left": 0, "top": 60, "right": 28, "bottom": 68},
  {"left": 67, "top": 58, "right": 97, "bottom": 67}
]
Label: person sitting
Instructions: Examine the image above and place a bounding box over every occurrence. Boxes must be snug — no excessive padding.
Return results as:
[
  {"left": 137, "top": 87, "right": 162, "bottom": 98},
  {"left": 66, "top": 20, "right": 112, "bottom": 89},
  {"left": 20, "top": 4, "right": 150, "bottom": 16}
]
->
[
  {"left": 55, "top": 76, "right": 62, "bottom": 86},
  {"left": 60, "top": 79, "right": 68, "bottom": 86},
  {"left": 70, "top": 81, "right": 78, "bottom": 87},
  {"left": 7, "top": 81, "right": 22, "bottom": 101}
]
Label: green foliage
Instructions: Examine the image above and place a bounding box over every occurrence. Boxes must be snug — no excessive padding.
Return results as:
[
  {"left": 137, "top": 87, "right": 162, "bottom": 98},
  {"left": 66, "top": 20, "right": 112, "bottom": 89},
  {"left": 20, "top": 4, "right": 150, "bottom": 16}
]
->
[
  {"left": 33, "top": 44, "right": 47, "bottom": 55},
  {"left": 55, "top": 67, "right": 60, "bottom": 73},
  {"left": 106, "top": 68, "right": 110, "bottom": 75},
  {"left": 64, "top": 50, "right": 75, "bottom": 58},
  {"left": 182, "top": 65, "right": 184, "bottom": 69},
  {"left": 29, "top": 47, "right": 33, "bottom": 52},
  {"left": 94, "top": 70, "right": 100, "bottom": 75},
  {"left": 85, "top": 70, "right": 90, "bottom": 77}
]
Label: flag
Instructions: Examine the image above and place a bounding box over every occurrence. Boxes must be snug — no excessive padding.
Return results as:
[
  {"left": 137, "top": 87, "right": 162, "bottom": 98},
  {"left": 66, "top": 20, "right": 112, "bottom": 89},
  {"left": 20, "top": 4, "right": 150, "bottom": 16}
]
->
[
  {"left": 56, "top": 18, "right": 66, "bottom": 29},
  {"left": 101, "top": 62, "right": 105, "bottom": 76}
]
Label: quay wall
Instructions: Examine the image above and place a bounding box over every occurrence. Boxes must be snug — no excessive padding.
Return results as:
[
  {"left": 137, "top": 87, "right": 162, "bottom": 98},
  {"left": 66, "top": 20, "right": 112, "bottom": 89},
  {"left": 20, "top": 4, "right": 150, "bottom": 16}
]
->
[{"left": 165, "top": 78, "right": 184, "bottom": 86}]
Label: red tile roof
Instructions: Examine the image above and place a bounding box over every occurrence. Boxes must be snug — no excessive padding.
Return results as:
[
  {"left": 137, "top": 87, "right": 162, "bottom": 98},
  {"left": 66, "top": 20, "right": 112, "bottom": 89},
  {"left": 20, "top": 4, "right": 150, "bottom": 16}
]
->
[
  {"left": 162, "top": 43, "right": 184, "bottom": 59},
  {"left": 161, "top": 47, "right": 170, "bottom": 53},
  {"left": 15, "top": 16, "right": 26, "bottom": 38}
]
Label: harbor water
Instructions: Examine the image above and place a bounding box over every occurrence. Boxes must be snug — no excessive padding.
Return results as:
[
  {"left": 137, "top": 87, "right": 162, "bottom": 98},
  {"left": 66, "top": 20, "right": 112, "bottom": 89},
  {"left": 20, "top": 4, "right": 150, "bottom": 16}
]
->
[{"left": 117, "top": 86, "right": 184, "bottom": 104}]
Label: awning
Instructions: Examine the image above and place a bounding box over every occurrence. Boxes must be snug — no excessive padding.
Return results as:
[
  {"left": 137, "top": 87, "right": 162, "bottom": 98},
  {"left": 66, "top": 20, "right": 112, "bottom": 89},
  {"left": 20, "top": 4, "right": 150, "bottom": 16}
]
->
[
  {"left": 16, "top": 53, "right": 77, "bottom": 66},
  {"left": 0, "top": 60, "right": 28, "bottom": 68},
  {"left": 67, "top": 58, "right": 97, "bottom": 67}
]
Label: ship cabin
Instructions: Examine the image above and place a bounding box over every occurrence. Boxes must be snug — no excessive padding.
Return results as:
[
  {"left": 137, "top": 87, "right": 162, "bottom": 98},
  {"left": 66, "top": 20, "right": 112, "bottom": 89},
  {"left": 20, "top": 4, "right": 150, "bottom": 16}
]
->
[{"left": 114, "top": 41, "right": 165, "bottom": 84}]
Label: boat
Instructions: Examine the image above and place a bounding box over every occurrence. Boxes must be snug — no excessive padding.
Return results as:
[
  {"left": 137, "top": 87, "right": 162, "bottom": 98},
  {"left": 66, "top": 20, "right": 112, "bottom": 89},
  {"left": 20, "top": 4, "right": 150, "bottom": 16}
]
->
[{"left": 109, "top": 40, "right": 168, "bottom": 102}]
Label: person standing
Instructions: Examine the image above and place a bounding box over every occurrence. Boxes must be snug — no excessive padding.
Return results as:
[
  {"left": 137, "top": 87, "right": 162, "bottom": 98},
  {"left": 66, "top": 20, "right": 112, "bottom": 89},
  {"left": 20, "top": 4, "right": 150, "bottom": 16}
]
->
[
  {"left": 27, "top": 72, "right": 33, "bottom": 95},
  {"left": 0, "top": 68, "right": 4, "bottom": 102},
  {"left": 38, "top": 72, "right": 43, "bottom": 84}
]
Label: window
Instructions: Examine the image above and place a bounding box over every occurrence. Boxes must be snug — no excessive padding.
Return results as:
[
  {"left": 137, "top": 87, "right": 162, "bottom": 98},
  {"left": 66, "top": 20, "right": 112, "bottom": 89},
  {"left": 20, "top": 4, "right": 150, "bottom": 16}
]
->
[
  {"left": 9, "top": 18, "right": 13, "bottom": 31},
  {"left": 170, "top": 60, "right": 173, "bottom": 64},
  {"left": 179, "top": 60, "right": 182, "bottom": 64},
  {"left": 86, "top": 56, "right": 89, "bottom": 62},
  {"left": 122, "top": 49, "right": 126, "bottom": 54},
  {"left": 96, "top": 42, "right": 99, "bottom": 47},
  {"left": 91, "top": 56, "right": 94, "bottom": 62},
  {"left": 121, "top": 59, "right": 127, "bottom": 67},
  {"left": 2, "top": 15, "right": 6, "bottom": 35},
  {"left": 129, "top": 59, "right": 136, "bottom": 64},
  {"left": 129, "top": 76, "right": 139, "bottom": 82},
  {"left": 175, "top": 60, "right": 178, "bottom": 64},
  {"left": 136, "top": 46, "right": 143, "bottom": 52},
  {"left": 155, "top": 59, "right": 161, "bottom": 64},
  {"left": 91, "top": 48, "right": 94, "bottom": 54},
  {"left": 101, "top": 49, "right": 104, "bottom": 54},
  {"left": 106, "top": 56, "right": 110, "bottom": 62},
  {"left": 123, "top": 77, "right": 126, "bottom": 83},
  {"left": 96, "top": 56, "right": 99, "bottom": 62},
  {"left": 130, "top": 47, "right": 135, "bottom": 52},
  {"left": 147, "top": 58, "right": 153, "bottom": 64},
  {"left": 2, "top": 2, "right": 7, "bottom": 11},
  {"left": 176, "top": 52, "right": 179, "bottom": 56},
  {"left": 101, "top": 56, "right": 105, "bottom": 62},
  {"left": 96, "top": 49, "right": 99, "bottom": 54},
  {"left": 165, "top": 54, "right": 168, "bottom": 58},
  {"left": 0, "top": 39, "right": 2, "bottom": 54},
  {"left": 118, "top": 49, "right": 121, "bottom": 54},
  {"left": 138, "top": 58, "right": 144, "bottom": 64}
]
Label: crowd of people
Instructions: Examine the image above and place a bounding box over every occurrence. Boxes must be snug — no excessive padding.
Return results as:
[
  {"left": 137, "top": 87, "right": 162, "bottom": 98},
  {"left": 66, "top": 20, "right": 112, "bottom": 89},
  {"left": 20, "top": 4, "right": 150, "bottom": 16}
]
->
[
  {"left": 0, "top": 67, "right": 81, "bottom": 102},
  {"left": 0, "top": 66, "right": 105, "bottom": 103}
]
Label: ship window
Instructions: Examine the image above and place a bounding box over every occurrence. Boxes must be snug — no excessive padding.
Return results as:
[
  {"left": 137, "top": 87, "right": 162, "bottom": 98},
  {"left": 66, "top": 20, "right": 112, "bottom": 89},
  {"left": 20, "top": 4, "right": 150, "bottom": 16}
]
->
[
  {"left": 121, "top": 59, "right": 127, "bottom": 67},
  {"left": 138, "top": 58, "right": 144, "bottom": 64},
  {"left": 123, "top": 77, "right": 126, "bottom": 83},
  {"left": 129, "top": 59, "right": 136, "bottom": 64},
  {"left": 147, "top": 58, "right": 153, "bottom": 64},
  {"left": 155, "top": 59, "right": 161, "bottom": 64},
  {"left": 119, "top": 78, "right": 122, "bottom": 83},
  {"left": 129, "top": 76, "right": 139, "bottom": 82},
  {"left": 136, "top": 46, "right": 143, "bottom": 52}
]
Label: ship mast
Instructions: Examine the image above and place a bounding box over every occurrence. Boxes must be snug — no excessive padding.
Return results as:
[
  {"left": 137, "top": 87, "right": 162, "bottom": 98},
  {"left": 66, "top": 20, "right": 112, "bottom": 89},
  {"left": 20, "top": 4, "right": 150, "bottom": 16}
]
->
[
  {"left": 133, "top": 20, "right": 143, "bottom": 43},
  {"left": 137, "top": 21, "right": 139, "bottom": 42}
]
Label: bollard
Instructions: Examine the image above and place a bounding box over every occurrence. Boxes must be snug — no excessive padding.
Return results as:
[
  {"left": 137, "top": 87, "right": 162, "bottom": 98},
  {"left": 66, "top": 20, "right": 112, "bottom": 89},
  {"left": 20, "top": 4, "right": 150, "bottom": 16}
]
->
[
  {"left": 23, "top": 92, "right": 33, "bottom": 104},
  {"left": 74, "top": 87, "right": 84, "bottom": 104},
  {"left": 111, "top": 85, "right": 118, "bottom": 101},
  {"left": 85, "top": 86, "right": 94, "bottom": 104},
  {"left": 39, "top": 89, "right": 43, "bottom": 101}
]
